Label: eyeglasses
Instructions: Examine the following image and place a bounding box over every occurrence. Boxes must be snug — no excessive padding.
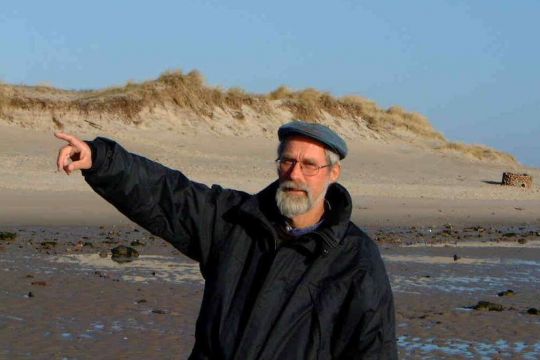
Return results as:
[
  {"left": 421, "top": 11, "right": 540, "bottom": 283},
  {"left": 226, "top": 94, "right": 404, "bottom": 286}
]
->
[{"left": 276, "top": 158, "right": 332, "bottom": 176}]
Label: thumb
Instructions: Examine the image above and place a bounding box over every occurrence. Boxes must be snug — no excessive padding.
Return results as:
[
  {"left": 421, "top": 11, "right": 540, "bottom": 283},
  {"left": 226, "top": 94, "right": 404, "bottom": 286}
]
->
[{"left": 68, "top": 152, "right": 92, "bottom": 172}]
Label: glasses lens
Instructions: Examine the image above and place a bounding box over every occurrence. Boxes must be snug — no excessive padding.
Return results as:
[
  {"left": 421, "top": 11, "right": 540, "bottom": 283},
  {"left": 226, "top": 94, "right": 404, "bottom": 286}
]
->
[
  {"left": 277, "top": 159, "right": 321, "bottom": 176},
  {"left": 302, "top": 164, "right": 318, "bottom": 176},
  {"left": 277, "top": 159, "right": 292, "bottom": 172}
]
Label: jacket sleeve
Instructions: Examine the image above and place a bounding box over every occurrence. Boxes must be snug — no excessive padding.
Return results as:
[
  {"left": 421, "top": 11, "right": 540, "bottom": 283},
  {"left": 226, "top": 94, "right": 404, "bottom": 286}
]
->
[
  {"left": 335, "top": 253, "right": 397, "bottom": 359},
  {"left": 82, "top": 137, "right": 239, "bottom": 266}
]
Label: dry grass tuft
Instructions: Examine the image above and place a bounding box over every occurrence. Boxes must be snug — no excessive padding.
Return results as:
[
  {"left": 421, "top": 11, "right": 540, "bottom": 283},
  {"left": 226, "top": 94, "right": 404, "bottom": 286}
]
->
[
  {"left": 0, "top": 85, "right": 8, "bottom": 116},
  {"left": 437, "top": 142, "right": 517, "bottom": 163},
  {"left": 148, "top": 69, "right": 270, "bottom": 118},
  {"left": 52, "top": 115, "right": 64, "bottom": 130},
  {"left": 266, "top": 86, "right": 446, "bottom": 141},
  {"left": 268, "top": 86, "right": 292, "bottom": 100}
]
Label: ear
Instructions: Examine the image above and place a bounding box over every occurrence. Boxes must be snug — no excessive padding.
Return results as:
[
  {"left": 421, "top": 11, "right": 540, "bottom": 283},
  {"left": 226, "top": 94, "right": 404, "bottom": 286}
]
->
[{"left": 329, "top": 163, "right": 341, "bottom": 183}]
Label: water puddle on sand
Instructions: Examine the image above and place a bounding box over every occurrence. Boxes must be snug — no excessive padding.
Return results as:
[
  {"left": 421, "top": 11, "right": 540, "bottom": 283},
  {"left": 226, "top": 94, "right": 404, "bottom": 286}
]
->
[
  {"left": 384, "top": 254, "right": 540, "bottom": 293},
  {"left": 49, "top": 254, "right": 203, "bottom": 284},
  {"left": 383, "top": 254, "right": 540, "bottom": 266},
  {"left": 398, "top": 336, "right": 540, "bottom": 359},
  {"left": 390, "top": 273, "right": 540, "bottom": 293},
  {"left": 401, "top": 240, "right": 540, "bottom": 249}
]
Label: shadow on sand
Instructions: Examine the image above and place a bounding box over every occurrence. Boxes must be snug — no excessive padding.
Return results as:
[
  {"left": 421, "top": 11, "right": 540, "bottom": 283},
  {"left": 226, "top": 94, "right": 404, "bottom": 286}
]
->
[{"left": 482, "top": 180, "right": 502, "bottom": 185}]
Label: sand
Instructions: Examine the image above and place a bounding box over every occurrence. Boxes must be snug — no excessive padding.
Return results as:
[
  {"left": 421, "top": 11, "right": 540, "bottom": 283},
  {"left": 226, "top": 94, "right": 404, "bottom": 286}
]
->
[
  {"left": 1, "top": 121, "right": 540, "bottom": 359},
  {"left": 2, "top": 123, "right": 539, "bottom": 227},
  {"left": 2, "top": 225, "right": 539, "bottom": 359}
]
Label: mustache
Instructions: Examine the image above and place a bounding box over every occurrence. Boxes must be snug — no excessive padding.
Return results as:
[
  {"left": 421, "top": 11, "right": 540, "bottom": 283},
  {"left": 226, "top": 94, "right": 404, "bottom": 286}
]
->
[{"left": 279, "top": 181, "right": 309, "bottom": 193}]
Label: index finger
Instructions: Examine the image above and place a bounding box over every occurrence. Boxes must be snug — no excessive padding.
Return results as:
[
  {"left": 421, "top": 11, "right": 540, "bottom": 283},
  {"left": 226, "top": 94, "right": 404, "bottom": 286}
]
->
[{"left": 54, "top": 132, "right": 85, "bottom": 148}]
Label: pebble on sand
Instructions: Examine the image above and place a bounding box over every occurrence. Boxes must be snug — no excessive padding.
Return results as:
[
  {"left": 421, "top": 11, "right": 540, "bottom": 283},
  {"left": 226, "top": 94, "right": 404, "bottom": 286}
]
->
[
  {"left": 31, "top": 280, "right": 47, "bottom": 286},
  {"left": 471, "top": 301, "right": 504, "bottom": 312},
  {"left": 151, "top": 309, "right": 169, "bottom": 314},
  {"left": 497, "top": 289, "right": 515, "bottom": 297},
  {"left": 527, "top": 308, "right": 539, "bottom": 315},
  {"left": 40, "top": 241, "right": 57, "bottom": 249},
  {"left": 111, "top": 245, "right": 140, "bottom": 263},
  {"left": 0, "top": 232, "right": 17, "bottom": 241}
]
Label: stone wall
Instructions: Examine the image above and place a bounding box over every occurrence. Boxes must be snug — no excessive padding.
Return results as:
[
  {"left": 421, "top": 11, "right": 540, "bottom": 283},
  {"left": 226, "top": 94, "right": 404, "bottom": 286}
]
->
[{"left": 501, "top": 172, "right": 533, "bottom": 188}]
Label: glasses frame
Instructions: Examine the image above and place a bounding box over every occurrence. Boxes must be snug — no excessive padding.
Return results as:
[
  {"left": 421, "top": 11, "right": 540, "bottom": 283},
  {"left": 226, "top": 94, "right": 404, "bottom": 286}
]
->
[{"left": 275, "top": 158, "right": 332, "bottom": 177}]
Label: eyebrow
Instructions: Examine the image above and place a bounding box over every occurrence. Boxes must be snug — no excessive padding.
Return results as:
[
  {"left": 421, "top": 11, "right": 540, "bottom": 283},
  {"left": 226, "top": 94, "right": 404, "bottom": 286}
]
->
[{"left": 281, "top": 154, "right": 320, "bottom": 165}]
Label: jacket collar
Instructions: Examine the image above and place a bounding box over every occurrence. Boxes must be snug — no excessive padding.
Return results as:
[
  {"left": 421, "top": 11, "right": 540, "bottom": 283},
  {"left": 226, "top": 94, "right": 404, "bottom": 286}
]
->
[{"left": 236, "top": 180, "right": 353, "bottom": 255}]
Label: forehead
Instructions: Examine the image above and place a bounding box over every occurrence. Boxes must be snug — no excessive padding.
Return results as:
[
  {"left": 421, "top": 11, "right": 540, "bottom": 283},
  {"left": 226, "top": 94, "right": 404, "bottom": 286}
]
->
[{"left": 281, "top": 136, "right": 327, "bottom": 160}]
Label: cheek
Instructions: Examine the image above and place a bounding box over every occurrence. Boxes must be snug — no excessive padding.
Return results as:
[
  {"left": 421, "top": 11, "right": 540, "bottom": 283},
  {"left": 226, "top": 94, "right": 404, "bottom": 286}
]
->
[
  {"left": 307, "top": 178, "right": 327, "bottom": 196},
  {"left": 278, "top": 171, "right": 288, "bottom": 183}
]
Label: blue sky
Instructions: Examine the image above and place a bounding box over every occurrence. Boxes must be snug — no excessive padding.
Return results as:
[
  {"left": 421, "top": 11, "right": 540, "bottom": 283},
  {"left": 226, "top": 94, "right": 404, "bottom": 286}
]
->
[{"left": 1, "top": 1, "right": 538, "bottom": 166}]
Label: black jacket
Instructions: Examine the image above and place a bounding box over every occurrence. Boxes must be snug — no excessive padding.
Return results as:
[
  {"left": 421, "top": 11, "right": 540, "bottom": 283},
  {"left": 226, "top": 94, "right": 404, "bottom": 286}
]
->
[{"left": 83, "top": 138, "right": 397, "bottom": 359}]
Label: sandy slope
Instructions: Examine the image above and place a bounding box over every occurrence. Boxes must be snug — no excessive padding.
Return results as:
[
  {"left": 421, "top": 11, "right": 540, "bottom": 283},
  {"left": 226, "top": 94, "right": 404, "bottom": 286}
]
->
[{"left": 1, "top": 122, "right": 539, "bottom": 227}]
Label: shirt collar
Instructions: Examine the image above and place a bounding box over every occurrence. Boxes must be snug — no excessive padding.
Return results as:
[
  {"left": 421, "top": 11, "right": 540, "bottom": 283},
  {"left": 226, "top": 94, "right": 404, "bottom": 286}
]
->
[{"left": 285, "top": 220, "right": 323, "bottom": 237}]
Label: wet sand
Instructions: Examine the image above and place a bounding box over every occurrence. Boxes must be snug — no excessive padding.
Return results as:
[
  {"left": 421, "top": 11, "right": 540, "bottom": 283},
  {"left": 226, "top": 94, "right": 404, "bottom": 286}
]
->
[
  {"left": 1, "top": 225, "right": 540, "bottom": 359},
  {"left": 0, "top": 226, "right": 202, "bottom": 359}
]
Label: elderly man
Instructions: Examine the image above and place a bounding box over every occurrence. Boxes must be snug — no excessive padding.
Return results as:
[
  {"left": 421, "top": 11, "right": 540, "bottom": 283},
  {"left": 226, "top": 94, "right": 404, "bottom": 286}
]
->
[{"left": 56, "top": 120, "right": 397, "bottom": 359}]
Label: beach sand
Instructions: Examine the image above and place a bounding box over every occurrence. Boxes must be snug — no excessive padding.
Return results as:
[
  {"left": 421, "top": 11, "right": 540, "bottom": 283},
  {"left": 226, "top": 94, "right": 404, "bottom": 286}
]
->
[{"left": 1, "top": 123, "right": 540, "bottom": 358}]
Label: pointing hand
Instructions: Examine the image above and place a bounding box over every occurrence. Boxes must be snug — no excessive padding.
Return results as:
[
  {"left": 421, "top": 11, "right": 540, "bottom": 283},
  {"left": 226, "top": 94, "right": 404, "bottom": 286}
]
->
[{"left": 55, "top": 132, "right": 93, "bottom": 175}]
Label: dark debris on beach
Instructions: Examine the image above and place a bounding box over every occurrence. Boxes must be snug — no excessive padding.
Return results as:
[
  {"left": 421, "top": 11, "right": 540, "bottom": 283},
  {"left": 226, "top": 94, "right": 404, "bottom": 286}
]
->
[
  {"left": 371, "top": 223, "right": 540, "bottom": 246},
  {"left": 0, "top": 231, "right": 17, "bottom": 241}
]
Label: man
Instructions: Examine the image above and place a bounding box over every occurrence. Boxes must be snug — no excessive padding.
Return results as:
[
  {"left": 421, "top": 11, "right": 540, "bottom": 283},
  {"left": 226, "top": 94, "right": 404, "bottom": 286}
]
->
[{"left": 56, "top": 120, "right": 397, "bottom": 359}]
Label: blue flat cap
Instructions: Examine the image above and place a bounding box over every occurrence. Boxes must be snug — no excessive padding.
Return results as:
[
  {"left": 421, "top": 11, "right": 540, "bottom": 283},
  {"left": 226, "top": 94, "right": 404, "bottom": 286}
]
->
[{"left": 278, "top": 120, "right": 348, "bottom": 159}]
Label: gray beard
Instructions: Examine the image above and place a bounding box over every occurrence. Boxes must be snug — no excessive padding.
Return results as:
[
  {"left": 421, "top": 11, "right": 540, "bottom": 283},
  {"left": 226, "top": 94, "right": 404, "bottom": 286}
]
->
[{"left": 276, "top": 181, "right": 325, "bottom": 218}]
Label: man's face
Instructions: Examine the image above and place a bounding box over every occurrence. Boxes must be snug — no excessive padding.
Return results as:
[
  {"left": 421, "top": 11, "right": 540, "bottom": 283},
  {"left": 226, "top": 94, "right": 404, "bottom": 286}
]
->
[{"left": 275, "top": 136, "right": 340, "bottom": 218}]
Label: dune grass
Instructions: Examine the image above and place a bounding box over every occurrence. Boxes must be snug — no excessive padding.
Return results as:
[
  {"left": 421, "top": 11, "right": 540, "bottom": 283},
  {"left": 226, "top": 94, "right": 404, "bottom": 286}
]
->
[
  {"left": 0, "top": 69, "right": 518, "bottom": 163},
  {"left": 267, "top": 86, "right": 446, "bottom": 141},
  {"left": 151, "top": 70, "right": 271, "bottom": 117},
  {"left": 1, "top": 69, "right": 443, "bottom": 140},
  {"left": 436, "top": 142, "right": 517, "bottom": 163},
  {"left": 0, "top": 70, "right": 271, "bottom": 121}
]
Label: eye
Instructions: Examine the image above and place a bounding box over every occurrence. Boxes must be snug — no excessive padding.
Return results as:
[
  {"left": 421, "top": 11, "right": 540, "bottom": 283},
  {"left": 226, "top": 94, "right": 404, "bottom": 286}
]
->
[
  {"left": 281, "top": 158, "right": 295, "bottom": 165},
  {"left": 301, "top": 162, "right": 318, "bottom": 171}
]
